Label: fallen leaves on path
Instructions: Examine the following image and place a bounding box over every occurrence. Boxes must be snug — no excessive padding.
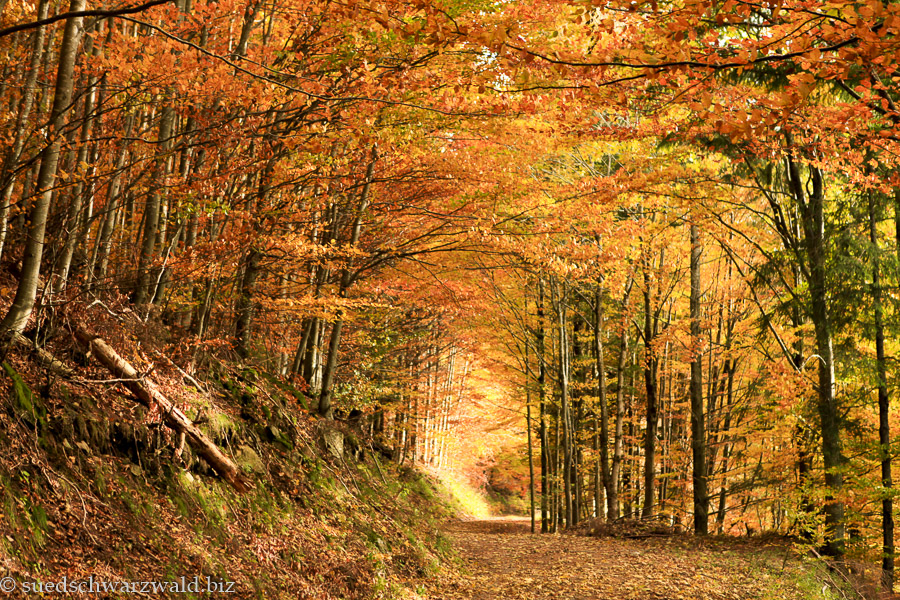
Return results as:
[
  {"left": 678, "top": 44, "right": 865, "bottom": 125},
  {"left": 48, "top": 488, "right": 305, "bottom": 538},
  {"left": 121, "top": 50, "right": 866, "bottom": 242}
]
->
[{"left": 428, "top": 518, "right": 815, "bottom": 600}]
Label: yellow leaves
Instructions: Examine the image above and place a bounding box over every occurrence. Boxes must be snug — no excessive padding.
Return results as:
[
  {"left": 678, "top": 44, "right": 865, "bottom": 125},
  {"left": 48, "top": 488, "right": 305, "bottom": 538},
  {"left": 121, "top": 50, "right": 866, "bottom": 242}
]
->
[{"left": 793, "top": 72, "right": 817, "bottom": 100}]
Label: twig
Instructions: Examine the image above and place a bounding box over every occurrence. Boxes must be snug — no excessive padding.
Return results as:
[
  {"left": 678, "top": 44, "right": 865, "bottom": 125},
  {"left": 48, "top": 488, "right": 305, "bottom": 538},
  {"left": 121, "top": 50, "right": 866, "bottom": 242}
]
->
[
  {"left": 338, "top": 452, "right": 362, "bottom": 496},
  {"left": 319, "top": 459, "right": 355, "bottom": 499},
  {"left": 86, "top": 298, "right": 122, "bottom": 319},
  {"left": 76, "top": 377, "right": 144, "bottom": 384},
  {"left": 369, "top": 448, "right": 389, "bottom": 486},
  {"left": 41, "top": 464, "right": 98, "bottom": 546},
  {"left": 156, "top": 352, "right": 210, "bottom": 395},
  {"left": 807, "top": 548, "right": 865, "bottom": 600}
]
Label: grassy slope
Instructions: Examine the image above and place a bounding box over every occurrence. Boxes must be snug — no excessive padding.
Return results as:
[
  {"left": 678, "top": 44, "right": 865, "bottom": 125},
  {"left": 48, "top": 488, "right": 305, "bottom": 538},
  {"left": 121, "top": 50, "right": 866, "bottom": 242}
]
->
[{"left": 0, "top": 317, "right": 458, "bottom": 599}]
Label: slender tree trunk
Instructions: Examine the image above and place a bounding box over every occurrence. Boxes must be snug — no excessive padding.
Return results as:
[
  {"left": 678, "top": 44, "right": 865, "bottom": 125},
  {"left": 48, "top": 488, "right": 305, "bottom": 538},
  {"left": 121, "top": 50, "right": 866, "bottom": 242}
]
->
[
  {"left": 690, "top": 221, "right": 709, "bottom": 534},
  {"left": 234, "top": 247, "right": 261, "bottom": 357},
  {"left": 872, "top": 192, "right": 894, "bottom": 588},
  {"left": 704, "top": 306, "right": 725, "bottom": 482},
  {"left": 715, "top": 360, "right": 736, "bottom": 533},
  {"left": 552, "top": 401, "right": 560, "bottom": 532},
  {"left": 437, "top": 349, "right": 455, "bottom": 468},
  {"left": 572, "top": 317, "right": 583, "bottom": 524},
  {"left": 794, "top": 160, "right": 843, "bottom": 556},
  {"left": 574, "top": 397, "right": 584, "bottom": 521},
  {"left": 91, "top": 113, "right": 134, "bottom": 285},
  {"left": 642, "top": 264, "right": 659, "bottom": 519},
  {"left": 538, "top": 278, "right": 549, "bottom": 532},
  {"left": 556, "top": 282, "right": 574, "bottom": 527},
  {"left": 526, "top": 374, "right": 536, "bottom": 532},
  {"left": 134, "top": 104, "right": 175, "bottom": 304},
  {"left": 302, "top": 317, "right": 321, "bottom": 387},
  {"left": 0, "top": 0, "right": 50, "bottom": 265},
  {"left": 233, "top": 0, "right": 262, "bottom": 57},
  {"left": 53, "top": 62, "right": 99, "bottom": 292},
  {"left": 594, "top": 283, "right": 610, "bottom": 518},
  {"left": 624, "top": 370, "right": 635, "bottom": 518},
  {"left": 609, "top": 279, "right": 632, "bottom": 520},
  {"left": 318, "top": 146, "right": 378, "bottom": 418},
  {"left": 0, "top": 0, "right": 86, "bottom": 340},
  {"left": 290, "top": 319, "right": 314, "bottom": 377}
]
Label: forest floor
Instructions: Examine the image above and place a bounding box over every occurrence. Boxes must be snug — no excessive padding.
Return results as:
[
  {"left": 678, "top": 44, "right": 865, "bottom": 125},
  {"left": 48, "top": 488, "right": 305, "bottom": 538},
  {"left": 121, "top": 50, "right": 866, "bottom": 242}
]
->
[{"left": 428, "top": 518, "right": 863, "bottom": 600}]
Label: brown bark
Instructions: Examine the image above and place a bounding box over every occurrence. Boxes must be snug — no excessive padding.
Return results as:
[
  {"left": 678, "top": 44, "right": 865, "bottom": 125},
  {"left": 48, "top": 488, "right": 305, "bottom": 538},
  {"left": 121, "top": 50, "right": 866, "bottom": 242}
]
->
[
  {"left": 641, "top": 260, "right": 659, "bottom": 519},
  {"left": 609, "top": 276, "right": 633, "bottom": 520},
  {"left": 134, "top": 103, "right": 175, "bottom": 305},
  {"left": 872, "top": 191, "right": 894, "bottom": 587},
  {"left": 690, "top": 221, "right": 709, "bottom": 534},
  {"left": 12, "top": 333, "right": 74, "bottom": 377},
  {"left": 537, "top": 278, "right": 549, "bottom": 532},
  {"left": 555, "top": 280, "right": 574, "bottom": 526},
  {"left": 594, "top": 283, "right": 610, "bottom": 519},
  {"left": 525, "top": 332, "right": 535, "bottom": 533}
]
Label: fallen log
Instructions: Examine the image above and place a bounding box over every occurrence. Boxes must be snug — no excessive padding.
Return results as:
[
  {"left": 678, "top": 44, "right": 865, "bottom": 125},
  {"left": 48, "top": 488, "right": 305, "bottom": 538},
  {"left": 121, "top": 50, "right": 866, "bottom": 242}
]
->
[
  {"left": 73, "top": 326, "right": 251, "bottom": 493},
  {"left": 12, "top": 334, "right": 75, "bottom": 377}
]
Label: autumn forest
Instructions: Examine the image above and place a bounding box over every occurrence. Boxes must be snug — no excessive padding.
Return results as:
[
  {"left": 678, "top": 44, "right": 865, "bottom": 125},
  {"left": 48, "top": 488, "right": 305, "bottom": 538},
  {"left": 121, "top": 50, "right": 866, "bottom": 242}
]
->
[{"left": 1, "top": 0, "right": 899, "bottom": 598}]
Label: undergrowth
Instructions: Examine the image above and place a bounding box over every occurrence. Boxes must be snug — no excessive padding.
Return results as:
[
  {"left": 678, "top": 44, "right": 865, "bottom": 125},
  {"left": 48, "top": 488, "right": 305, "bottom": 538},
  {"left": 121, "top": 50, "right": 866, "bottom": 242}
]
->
[{"left": 0, "top": 344, "right": 461, "bottom": 599}]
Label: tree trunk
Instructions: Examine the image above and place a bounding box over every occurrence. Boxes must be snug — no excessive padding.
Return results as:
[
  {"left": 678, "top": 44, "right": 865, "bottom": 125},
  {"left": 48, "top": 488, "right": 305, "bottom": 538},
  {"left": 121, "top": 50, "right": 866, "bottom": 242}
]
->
[
  {"left": 872, "top": 191, "right": 894, "bottom": 587},
  {"left": 73, "top": 326, "right": 250, "bottom": 492},
  {"left": 0, "top": 0, "right": 86, "bottom": 341},
  {"left": 552, "top": 402, "right": 561, "bottom": 531},
  {"left": 53, "top": 56, "right": 100, "bottom": 293},
  {"left": 594, "top": 284, "right": 611, "bottom": 519},
  {"left": 538, "top": 278, "right": 549, "bottom": 532},
  {"left": 318, "top": 146, "right": 378, "bottom": 418},
  {"left": 301, "top": 317, "right": 321, "bottom": 387},
  {"left": 793, "top": 160, "right": 843, "bottom": 556},
  {"left": 0, "top": 0, "right": 50, "bottom": 264},
  {"left": 91, "top": 113, "right": 134, "bottom": 285},
  {"left": 609, "top": 280, "right": 632, "bottom": 520},
  {"left": 290, "top": 318, "right": 314, "bottom": 378},
  {"left": 234, "top": 247, "right": 262, "bottom": 357},
  {"left": 715, "top": 359, "right": 736, "bottom": 533},
  {"left": 642, "top": 264, "right": 658, "bottom": 519},
  {"left": 526, "top": 376, "right": 536, "bottom": 533},
  {"left": 556, "top": 281, "right": 574, "bottom": 527},
  {"left": 134, "top": 104, "right": 176, "bottom": 305},
  {"left": 690, "top": 221, "right": 709, "bottom": 534}
]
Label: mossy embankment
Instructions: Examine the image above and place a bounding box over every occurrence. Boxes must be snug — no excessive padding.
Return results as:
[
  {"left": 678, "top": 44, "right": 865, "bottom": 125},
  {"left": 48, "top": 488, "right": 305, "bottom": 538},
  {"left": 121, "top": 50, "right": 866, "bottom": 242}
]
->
[{"left": 0, "top": 317, "right": 463, "bottom": 599}]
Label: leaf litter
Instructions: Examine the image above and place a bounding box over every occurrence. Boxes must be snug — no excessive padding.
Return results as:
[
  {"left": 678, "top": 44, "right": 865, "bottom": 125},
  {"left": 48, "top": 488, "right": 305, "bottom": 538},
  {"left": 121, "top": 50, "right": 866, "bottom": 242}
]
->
[{"left": 427, "top": 518, "right": 827, "bottom": 600}]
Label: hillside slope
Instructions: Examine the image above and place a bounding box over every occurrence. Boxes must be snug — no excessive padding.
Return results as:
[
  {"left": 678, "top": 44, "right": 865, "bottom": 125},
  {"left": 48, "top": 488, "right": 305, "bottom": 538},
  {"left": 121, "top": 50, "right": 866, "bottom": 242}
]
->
[{"left": 0, "top": 307, "right": 456, "bottom": 599}]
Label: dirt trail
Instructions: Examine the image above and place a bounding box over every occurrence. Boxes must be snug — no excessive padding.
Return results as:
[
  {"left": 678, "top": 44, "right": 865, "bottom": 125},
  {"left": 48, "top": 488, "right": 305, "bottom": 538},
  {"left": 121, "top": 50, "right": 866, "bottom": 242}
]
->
[{"left": 430, "top": 518, "right": 809, "bottom": 600}]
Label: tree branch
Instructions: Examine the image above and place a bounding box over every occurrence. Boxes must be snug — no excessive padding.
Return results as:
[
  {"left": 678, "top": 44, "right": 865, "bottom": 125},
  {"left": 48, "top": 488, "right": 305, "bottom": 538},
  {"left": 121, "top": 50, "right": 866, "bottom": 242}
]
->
[{"left": 0, "top": 0, "right": 171, "bottom": 39}]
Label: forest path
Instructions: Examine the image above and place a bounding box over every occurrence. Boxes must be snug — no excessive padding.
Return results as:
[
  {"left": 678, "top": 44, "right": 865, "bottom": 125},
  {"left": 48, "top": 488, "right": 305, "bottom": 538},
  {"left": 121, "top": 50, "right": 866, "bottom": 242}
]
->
[{"left": 429, "top": 518, "right": 804, "bottom": 600}]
